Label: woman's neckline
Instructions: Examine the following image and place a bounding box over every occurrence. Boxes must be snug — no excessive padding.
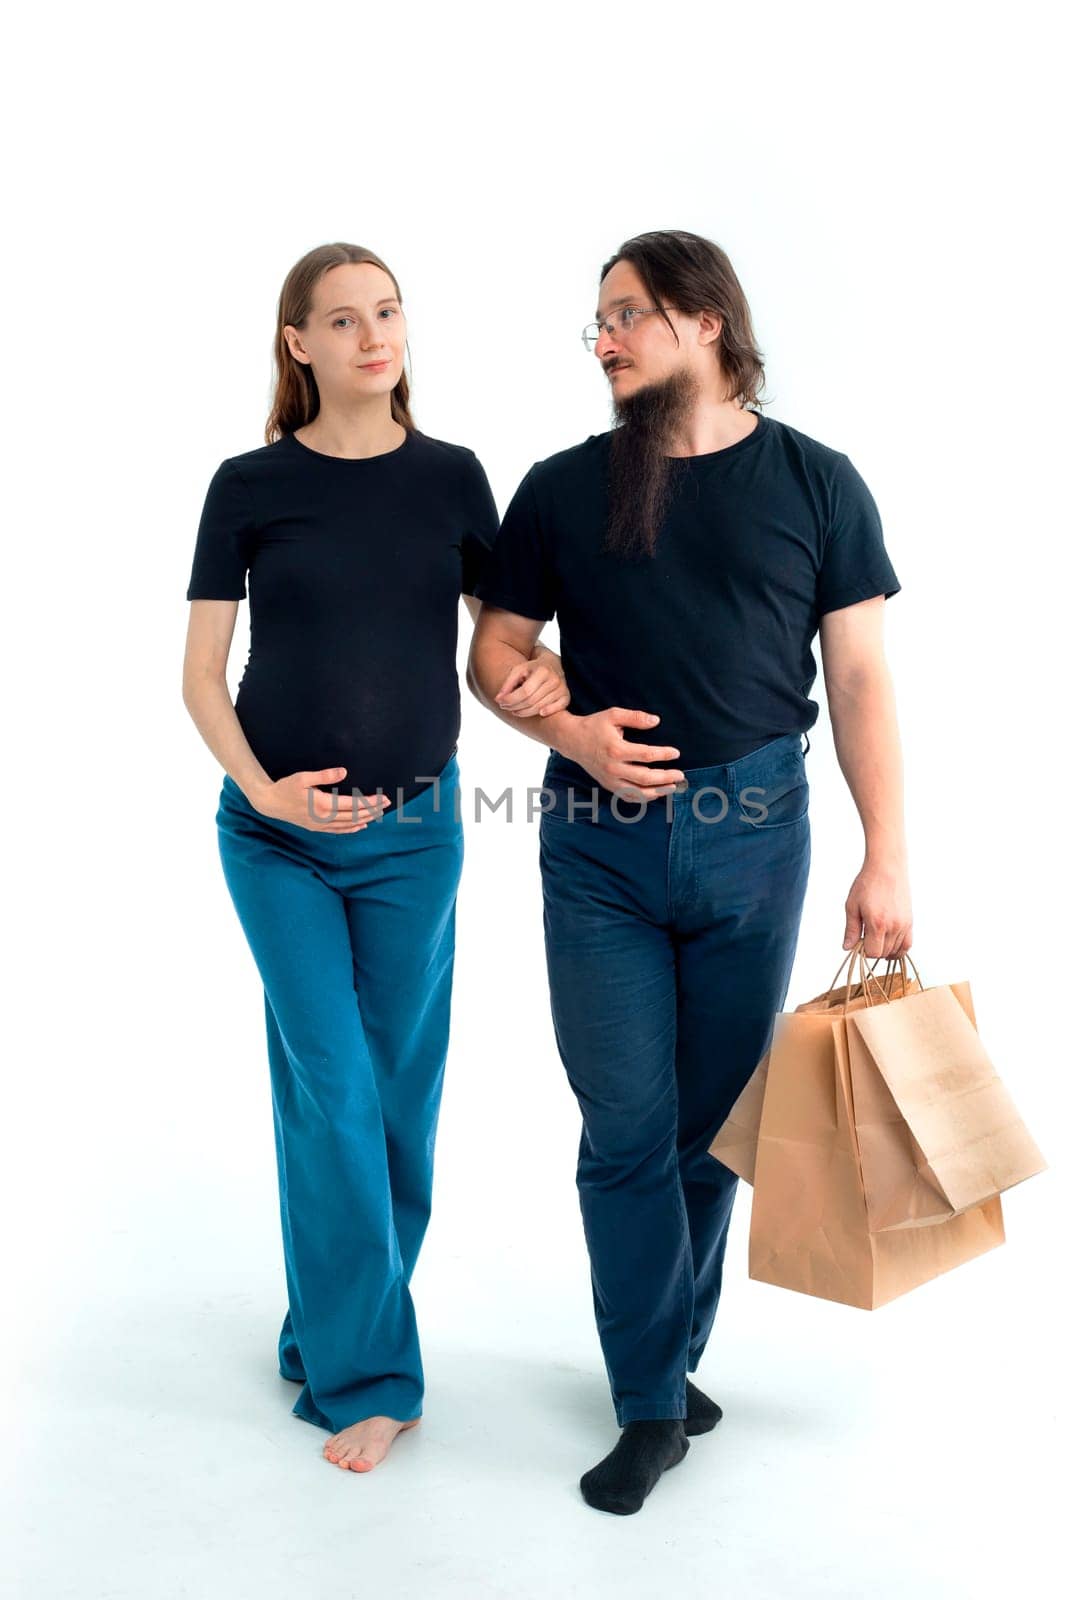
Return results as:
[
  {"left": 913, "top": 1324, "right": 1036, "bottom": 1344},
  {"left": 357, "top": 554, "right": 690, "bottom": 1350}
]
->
[{"left": 284, "top": 426, "right": 413, "bottom": 464}]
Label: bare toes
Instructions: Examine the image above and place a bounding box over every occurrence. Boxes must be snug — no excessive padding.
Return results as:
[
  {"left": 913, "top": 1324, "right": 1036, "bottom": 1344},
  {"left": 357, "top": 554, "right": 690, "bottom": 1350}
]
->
[{"left": 322, "top": 1416, "right": 418, "bottom": 1472}]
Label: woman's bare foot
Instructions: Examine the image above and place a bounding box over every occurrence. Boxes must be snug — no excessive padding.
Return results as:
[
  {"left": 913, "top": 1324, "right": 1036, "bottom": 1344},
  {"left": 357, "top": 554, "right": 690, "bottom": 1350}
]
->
[{"left": 323, "top": 1416, "right": 420, "bottom": 1472}]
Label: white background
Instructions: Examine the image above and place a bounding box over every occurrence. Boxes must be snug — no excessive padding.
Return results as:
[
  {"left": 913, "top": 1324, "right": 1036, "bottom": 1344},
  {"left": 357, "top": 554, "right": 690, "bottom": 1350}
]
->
[{"left": 5, "top": 2, "right": 1064, "bottom": 1596}]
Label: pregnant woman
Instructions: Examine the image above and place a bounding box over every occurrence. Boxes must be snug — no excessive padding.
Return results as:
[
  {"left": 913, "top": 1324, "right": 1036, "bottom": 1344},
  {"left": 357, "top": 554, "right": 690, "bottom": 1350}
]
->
[{"left": 182, "top": 242, "right": 568, "bottom": 1474}]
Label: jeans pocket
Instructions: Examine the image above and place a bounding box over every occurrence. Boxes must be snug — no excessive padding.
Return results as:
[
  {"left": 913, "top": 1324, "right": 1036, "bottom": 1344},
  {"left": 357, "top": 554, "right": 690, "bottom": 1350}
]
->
[
  {"left": 537, "top": 773, "right": 601, "bottom": 825},
  {"left": 736, "top": 753, "right": 809, "bottom": 829}
]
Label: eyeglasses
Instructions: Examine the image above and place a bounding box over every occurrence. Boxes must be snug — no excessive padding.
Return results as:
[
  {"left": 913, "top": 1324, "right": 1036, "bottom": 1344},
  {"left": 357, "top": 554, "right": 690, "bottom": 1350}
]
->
[{"left": 581, "top": 305, "right": 680, "bottom": 352}]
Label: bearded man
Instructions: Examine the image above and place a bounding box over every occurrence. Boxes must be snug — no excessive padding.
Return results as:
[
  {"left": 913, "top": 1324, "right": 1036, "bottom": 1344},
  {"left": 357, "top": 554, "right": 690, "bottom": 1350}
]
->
[{"left": 469, "top": 229, "right": 908, "bottom": 1516}]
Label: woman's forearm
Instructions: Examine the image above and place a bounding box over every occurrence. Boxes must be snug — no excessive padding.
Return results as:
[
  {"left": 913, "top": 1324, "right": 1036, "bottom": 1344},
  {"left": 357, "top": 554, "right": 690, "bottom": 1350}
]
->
[{"left": 182, "top": 671, "right": 273, "bottom": 803}]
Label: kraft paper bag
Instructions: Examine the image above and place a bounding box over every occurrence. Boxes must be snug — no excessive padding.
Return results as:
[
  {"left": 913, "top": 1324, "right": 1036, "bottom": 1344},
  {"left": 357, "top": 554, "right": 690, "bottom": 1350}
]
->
[
  {"left": 709, "top": 1050, "right": 770, "bottom": 1187},
  {"left": 710, "top": 953, "right": 918, "bottom": 1186},
  {"left": 843, "top": 953, "right": 1047, "bottom": 1232},
  {"left": 710, "top": 944, "right": 1010, "bottom": 1310}
]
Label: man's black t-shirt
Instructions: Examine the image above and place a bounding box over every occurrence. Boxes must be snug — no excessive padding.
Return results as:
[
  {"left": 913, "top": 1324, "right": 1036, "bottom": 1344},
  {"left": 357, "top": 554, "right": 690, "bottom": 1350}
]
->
[
  {"left": 473, "top": 412, "right": 902, "bottom": 768},
  {"left": 186, "top": 427, "right": 499, "bottom": 801}
]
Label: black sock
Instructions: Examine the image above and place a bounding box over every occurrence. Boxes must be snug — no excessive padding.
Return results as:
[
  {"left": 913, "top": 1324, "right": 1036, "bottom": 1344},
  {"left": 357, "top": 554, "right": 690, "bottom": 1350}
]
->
[
  {"left": 579, "top": 1420, "right": 689, "bottom": 1515},
  {"left": 684, "top": 1378, "right": 723, "bottom": 1437}
]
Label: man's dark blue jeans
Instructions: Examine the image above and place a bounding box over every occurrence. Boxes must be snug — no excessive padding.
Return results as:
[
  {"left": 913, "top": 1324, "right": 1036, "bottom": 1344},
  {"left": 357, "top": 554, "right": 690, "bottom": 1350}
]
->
[{"left": 538, "top": 730, "right": 811, "bottom": 1424}]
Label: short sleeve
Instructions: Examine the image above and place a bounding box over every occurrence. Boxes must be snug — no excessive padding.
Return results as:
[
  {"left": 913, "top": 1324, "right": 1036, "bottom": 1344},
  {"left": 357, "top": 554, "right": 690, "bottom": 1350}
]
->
[
  {"left": 816, "top": 455, "right": 902, "bottom": 617},
  {"left": 472, "top": 464, "right": 557, "bottom": 621},
  {"left": 186, "top": 460, "right": 258, "bottom": 601},
  {"left": 459, "top": 451, "right": 501, "bottom": 596}
]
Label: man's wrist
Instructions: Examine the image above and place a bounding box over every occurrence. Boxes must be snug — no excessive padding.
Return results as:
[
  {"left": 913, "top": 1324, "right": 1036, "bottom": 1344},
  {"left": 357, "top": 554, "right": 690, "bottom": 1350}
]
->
[
  {"left": 545, "top": 709, "right": 584, "bottom": 761},
  {"left": 863, "top": 836, "right": 908, "bottom": 871}
]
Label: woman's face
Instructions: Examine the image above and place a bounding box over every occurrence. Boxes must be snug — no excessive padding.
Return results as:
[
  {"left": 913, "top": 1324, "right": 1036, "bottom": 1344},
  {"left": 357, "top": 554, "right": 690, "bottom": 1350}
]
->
[{"left": 284, "top": 261, "right": 407, "bottom": 401}]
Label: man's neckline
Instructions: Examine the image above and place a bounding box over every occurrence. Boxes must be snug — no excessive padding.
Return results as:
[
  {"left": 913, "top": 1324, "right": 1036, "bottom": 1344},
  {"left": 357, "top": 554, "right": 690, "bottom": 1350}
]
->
[{"left": 663, "top": 410, "right": 766, "bottom": 462}]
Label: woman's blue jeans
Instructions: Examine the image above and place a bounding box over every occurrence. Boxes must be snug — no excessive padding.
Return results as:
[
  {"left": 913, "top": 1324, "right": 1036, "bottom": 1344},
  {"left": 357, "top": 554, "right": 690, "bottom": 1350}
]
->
[
  {"left": 538, "top": 731, "right": 811, "bottom": 1425},
  {"left": 214, "top": 752, "right": 463, "bottom": 1433}
]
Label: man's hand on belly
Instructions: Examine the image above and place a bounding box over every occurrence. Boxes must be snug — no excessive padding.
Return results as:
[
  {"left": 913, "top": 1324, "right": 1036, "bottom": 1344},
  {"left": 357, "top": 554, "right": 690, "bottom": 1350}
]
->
[{"left": 557, "top": 708, "right": 686, "bottom": 800}]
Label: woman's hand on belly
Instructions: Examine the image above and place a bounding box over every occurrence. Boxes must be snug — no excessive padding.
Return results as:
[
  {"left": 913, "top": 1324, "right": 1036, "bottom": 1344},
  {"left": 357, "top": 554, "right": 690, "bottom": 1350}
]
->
[{"left": 253, "top": 766, "right": 392, "bottom": 833}]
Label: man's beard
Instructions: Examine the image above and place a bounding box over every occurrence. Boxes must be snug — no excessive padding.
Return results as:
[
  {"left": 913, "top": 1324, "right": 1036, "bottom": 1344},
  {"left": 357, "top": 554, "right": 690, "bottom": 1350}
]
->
[{"left": 603, "top": 366, "right": 699, "bottom": 559}]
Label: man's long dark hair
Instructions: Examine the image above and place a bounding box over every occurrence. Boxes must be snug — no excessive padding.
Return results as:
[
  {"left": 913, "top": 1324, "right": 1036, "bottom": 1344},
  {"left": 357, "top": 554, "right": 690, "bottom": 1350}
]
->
[{"left": 601, "top": 230, "right": 767, "bottom": 558}]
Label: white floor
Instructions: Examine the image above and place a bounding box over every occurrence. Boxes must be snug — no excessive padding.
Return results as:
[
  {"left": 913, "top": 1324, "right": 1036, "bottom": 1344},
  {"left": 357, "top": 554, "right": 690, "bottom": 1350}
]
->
[{"left": 9, "top": 1153, "right": 1058, "bottom": 1600}]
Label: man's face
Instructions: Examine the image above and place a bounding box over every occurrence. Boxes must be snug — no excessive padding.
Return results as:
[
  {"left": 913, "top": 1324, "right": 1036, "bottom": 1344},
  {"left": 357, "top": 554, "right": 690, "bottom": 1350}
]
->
[
  {"left": 594, "top": 259, "right": 692, "bottom": 398},
  {"left": 594, "top": 259, "right": 704, "bottom": 558}
]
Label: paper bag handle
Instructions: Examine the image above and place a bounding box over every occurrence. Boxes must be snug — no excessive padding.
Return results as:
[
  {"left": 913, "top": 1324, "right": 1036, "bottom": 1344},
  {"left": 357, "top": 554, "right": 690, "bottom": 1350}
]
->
[
  {"left": 826, "top": 940, "right": 886, "bottom": 1013},
  {"left": 837, "top": 939, "right": 926, "bottom": 1014},
  {"left": 876, "top": 947, "right": 925, "bottom": 996}
]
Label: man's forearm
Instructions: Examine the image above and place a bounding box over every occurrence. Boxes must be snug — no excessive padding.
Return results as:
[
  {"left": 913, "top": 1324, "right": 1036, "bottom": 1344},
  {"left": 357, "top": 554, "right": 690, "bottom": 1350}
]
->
[
  {"left": 825, "top": 666, "right": 908, "bottom": 865},
  {"left": 468, "top": 636, "right": 582, "bottom": 757}
]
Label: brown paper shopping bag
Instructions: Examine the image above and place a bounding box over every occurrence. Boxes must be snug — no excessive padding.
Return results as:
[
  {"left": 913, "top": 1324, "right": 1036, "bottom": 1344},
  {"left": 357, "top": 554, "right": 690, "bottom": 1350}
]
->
[
  {"left": 710, "top": 944, "right": 1009, "bottom": 1309},
  {"left": 708, "top": 1051, "right": 770, "bottom": 1187},
  {"left": 710, "top": 948, "right": 916, "bottom": 1194},
  {"left": 842, "top": 950, "right": 1047, "bottom": 1231}
]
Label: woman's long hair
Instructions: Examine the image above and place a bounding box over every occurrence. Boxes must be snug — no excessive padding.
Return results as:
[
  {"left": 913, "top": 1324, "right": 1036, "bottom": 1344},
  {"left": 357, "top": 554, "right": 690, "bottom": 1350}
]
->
[
  {"left": 600, "top": 229, "right": 767, "bottom": 409},
  {"left": 265, "top": 243, "right": 415, "bottom": 444}
]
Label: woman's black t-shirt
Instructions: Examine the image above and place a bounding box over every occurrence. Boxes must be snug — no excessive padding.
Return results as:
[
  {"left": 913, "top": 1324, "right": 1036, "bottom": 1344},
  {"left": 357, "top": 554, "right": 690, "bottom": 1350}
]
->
[
  {"left": 474, "top": 412, "right": 902, "bottom": 768},
  {"left": 186, "top": 427, "right": 499, "bottom": 802}
]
